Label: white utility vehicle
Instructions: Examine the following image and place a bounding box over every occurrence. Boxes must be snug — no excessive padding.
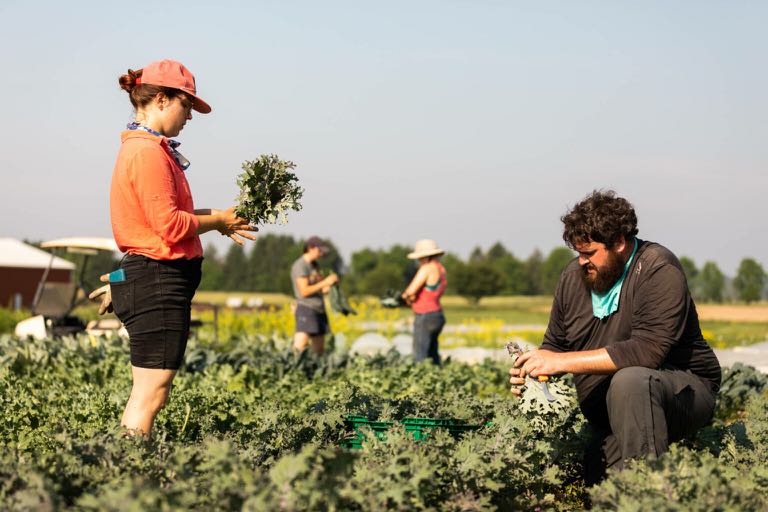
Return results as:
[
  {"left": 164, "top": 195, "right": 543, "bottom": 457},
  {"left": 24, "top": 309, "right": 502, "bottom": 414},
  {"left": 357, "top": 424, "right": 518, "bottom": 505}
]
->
[{"left": 15, "top": 237, "right": 124, "bottom": 339}]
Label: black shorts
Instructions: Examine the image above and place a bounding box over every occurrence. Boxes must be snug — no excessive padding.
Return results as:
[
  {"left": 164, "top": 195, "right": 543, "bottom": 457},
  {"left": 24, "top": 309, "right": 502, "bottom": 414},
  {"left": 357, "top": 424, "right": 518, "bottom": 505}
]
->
[
  {"left": 111, "top": 254, "right": 202, "bottom": 370},
  {"left": 295, "top": 304, "right": 329, "bottom": 336}
]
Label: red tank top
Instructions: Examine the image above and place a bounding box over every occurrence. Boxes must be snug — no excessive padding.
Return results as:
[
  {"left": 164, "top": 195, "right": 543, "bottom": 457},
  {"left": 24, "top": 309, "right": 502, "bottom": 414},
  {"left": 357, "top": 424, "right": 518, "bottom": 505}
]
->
[{"left": 412, "top": 262, "right": 446, "bottom": 314}]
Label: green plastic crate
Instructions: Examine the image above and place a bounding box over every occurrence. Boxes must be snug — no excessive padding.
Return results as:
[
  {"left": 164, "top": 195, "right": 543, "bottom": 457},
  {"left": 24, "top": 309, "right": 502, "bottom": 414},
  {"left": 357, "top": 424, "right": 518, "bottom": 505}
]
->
[
  {"left": 402, "top": 417, "right": 484, "bottom": 441},
  {"left": 341, "top": 416, "right": 394, "bottom": 449},
  {"left": 342, "top": 415, "right": 485, "bottom": 448}
]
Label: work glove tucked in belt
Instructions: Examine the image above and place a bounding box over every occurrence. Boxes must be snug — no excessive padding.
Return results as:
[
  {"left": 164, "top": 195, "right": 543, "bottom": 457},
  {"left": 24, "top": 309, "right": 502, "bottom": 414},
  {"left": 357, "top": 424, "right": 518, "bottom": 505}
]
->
[{"left": 88, "top": 274, "right": 113, "bottom": 315}]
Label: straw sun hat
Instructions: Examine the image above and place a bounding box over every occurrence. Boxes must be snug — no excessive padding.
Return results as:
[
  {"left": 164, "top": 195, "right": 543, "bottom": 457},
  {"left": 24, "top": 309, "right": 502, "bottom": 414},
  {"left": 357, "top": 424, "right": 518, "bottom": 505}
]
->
[{"left": 407, "top": 239, "right": 445, "bottom": 259}]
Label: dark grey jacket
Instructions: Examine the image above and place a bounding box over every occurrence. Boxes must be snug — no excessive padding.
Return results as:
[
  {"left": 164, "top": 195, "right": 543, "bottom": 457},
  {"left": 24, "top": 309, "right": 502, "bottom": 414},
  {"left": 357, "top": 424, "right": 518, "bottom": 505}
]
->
[{"left": 541, "top": 240, "right": 721, "bottom": 424}]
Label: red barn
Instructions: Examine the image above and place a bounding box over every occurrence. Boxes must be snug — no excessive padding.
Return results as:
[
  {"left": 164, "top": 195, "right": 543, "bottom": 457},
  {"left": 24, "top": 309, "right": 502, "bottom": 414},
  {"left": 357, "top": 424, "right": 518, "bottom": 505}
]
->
[{"left": 0, "top": 238, "right": 75, "bottom": 309}]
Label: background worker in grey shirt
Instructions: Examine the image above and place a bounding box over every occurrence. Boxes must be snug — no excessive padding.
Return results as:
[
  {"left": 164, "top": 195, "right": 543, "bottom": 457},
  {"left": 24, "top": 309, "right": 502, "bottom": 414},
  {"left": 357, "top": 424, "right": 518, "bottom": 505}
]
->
[
  {"left": 509, "top": 190, "right": 721, "bottom": 485},
  {"left": 291, "top": 236, "right": 338, "bottom": 354}
]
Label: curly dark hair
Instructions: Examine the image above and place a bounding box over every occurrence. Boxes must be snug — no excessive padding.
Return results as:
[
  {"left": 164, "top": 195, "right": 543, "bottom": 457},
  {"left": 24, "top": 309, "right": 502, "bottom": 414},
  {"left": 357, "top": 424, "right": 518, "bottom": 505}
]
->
[{"left": 561, "top": 190, "right": 638, "bottom": 249}]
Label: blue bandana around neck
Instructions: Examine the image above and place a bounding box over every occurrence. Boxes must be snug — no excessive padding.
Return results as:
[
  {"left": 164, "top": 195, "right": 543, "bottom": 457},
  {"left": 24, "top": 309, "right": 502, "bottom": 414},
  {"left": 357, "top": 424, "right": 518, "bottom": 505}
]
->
[
  {"left": 126, "top": 122, "right": 190, "bottom": 170},
  {"left": 591, "top": 238, "right": 639, "bottom": 319}
]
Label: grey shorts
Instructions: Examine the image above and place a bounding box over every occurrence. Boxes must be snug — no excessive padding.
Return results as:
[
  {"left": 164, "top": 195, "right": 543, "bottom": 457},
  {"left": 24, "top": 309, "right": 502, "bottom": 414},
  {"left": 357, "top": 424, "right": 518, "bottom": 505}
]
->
[{"left": 295, "top": 304, "right": 329, "bottom": 336}]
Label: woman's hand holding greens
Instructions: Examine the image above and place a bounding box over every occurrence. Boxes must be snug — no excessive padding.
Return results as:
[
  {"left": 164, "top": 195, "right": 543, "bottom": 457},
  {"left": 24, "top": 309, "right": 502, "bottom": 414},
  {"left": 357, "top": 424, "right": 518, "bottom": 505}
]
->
[{"left": 217, "top": 206, "right": 257, "bottom": 246}]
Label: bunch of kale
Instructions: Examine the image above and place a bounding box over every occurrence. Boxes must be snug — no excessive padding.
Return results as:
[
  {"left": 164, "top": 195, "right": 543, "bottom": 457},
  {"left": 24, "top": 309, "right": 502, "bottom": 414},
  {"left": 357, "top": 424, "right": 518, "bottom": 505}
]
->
[{"left": 235, "top": 155, "right": 304, "bottom": 225}]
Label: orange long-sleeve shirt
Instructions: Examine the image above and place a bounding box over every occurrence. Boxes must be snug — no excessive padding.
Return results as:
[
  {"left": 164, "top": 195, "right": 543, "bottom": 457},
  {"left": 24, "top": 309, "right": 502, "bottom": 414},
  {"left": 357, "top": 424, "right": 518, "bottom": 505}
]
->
[{"left": 110, "top": 130, "right": 202, "bottom": 260}]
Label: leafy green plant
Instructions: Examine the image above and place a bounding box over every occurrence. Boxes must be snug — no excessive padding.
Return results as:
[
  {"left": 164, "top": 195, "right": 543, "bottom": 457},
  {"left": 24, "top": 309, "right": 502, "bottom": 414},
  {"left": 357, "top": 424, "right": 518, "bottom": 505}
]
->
[
  {"left": 234, "top": 155, "right": 303, "bottom": 225},
  {"left": 0, "top": 308, "right": 30, "bottom": 335},
  {"left": 713, "top": 362, "right": 768, "bottom": 421},
  {"left": 1, "top": 332, "right": 767, "bottom": 511},
  {"left": 506, "top": 341, "right": 574, "bottom": 417},
  {"left": 590, "top": 395, "right": 768, "bottom": 511}
]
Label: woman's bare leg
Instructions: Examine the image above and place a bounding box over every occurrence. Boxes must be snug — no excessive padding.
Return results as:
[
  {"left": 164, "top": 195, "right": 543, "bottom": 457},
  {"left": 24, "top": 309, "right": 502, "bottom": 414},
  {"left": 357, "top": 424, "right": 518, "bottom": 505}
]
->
[
  {"left": 121, "top": 366, "right": 176, "bottom": 437},
  {"left": 293, "top": 332, "right": 311, "bottom": 352}
]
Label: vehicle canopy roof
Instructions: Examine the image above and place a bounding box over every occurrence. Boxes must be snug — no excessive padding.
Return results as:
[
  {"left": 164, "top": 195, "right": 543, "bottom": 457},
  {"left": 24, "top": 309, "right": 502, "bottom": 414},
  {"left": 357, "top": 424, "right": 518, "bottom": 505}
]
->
[{"left": 40, "top": 237, "right": 120, "bottom": 254}]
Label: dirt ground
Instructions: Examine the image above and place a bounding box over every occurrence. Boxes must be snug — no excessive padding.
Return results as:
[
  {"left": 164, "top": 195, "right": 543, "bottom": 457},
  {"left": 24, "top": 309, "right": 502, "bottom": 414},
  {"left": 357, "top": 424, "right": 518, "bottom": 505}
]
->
[
  {"left": 534, "top": 302, "right": 768, "bottom": 323},
  {"left": 695, "top": 304, "right": 768, "bottom": 323}
]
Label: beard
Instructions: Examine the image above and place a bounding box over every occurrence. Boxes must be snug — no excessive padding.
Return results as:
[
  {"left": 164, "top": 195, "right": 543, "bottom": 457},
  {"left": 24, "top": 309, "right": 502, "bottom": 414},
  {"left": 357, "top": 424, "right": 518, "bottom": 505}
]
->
[{"left": 581, "top": 250, "right": 626, "bottom": 294}]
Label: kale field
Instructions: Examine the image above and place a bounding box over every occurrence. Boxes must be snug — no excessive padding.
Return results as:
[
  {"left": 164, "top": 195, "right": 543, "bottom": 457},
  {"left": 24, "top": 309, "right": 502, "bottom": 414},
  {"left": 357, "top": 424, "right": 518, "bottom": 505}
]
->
[{"left": 1, "top": 334, "right": 767, "bottom": 511}]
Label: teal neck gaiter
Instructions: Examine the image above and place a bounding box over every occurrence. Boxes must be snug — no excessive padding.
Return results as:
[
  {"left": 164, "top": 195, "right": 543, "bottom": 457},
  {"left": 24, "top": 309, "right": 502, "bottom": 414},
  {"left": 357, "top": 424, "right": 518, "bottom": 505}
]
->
[{"left": 591, "top": 239, "right": 638, "bottom": 320}]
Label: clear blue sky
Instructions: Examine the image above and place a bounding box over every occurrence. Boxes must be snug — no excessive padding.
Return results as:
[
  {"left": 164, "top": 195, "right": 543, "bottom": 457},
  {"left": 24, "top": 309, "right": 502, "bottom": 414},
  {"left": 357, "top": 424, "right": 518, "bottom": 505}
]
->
[{"left": 1, "top": 1, "right": 765, "bottom": 275}]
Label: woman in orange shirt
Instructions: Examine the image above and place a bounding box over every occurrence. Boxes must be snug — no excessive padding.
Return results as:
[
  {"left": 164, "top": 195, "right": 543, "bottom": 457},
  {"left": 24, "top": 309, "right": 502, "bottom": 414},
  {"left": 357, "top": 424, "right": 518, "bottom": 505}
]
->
[{"left": 110, "top": 59, "right": 255, "bottom": 436}]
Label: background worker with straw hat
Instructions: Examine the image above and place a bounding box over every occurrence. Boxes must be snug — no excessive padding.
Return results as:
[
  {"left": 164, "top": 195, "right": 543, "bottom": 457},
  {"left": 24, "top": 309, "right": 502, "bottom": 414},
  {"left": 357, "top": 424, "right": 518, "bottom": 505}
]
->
[{"left": 402, "top": 240, "right": 448, "bottom": 364}]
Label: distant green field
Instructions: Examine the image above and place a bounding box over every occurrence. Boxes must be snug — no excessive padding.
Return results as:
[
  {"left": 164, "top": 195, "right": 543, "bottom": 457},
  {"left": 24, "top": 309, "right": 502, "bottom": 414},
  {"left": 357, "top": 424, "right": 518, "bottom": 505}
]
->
[
  {"left": 194, "top": 291, "right": 293, "bottom": 306},
  {"left": 193, "top": 292, "right": 553, "bottom": 324},
  {"left": 189, "top": 292, "right": 768, "bottom": 347},
  {"left": 191, "top": 293, "right": 552, "bottom": 333},
  {"left": 5, "top": 293, "right": 764, "bottom": 348},
  {"left": 440, "top": 296, "right": 552, "bottom": 326},
  {"left": 701, "top": 321, "right": 768, "bottom": 348}
]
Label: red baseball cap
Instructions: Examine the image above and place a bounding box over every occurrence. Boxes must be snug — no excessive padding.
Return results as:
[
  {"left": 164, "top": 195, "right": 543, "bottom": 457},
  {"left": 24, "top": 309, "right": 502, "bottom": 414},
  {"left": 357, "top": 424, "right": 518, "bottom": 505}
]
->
[{"left": 136, "top": 59, "right": 211, "bottom": 114}]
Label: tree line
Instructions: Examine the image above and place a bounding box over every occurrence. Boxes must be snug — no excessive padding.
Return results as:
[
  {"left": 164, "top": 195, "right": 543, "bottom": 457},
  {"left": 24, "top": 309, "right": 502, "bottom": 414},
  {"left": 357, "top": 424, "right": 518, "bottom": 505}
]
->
[
  {"left": 198, "top": 234, "right": 767, "bottom": 304},
  {"left": 197, "top": 235, "right": 575, "bottom": 302},
  {"left": 26, "top": 236, "right": 767, "bottom": 305},
  {"left": 679, "top": 256, "right": 767, "bottom": 304}
]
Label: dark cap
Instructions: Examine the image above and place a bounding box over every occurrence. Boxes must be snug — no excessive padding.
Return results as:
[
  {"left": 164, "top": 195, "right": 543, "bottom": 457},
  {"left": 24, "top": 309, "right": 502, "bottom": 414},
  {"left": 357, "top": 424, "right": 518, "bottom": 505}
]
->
[{"left": 305, "top": 235, "right": 329, "bottom": 254}]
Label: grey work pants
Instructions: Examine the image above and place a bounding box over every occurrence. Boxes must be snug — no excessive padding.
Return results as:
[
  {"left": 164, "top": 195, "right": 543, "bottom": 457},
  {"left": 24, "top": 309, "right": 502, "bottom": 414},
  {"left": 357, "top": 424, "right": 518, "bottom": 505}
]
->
[
  {"left": 413, "top": 311, "right": 445, "bottom": 365},
  {"left": 583, "top": 366, "right": 716, "bottom": 485}
]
